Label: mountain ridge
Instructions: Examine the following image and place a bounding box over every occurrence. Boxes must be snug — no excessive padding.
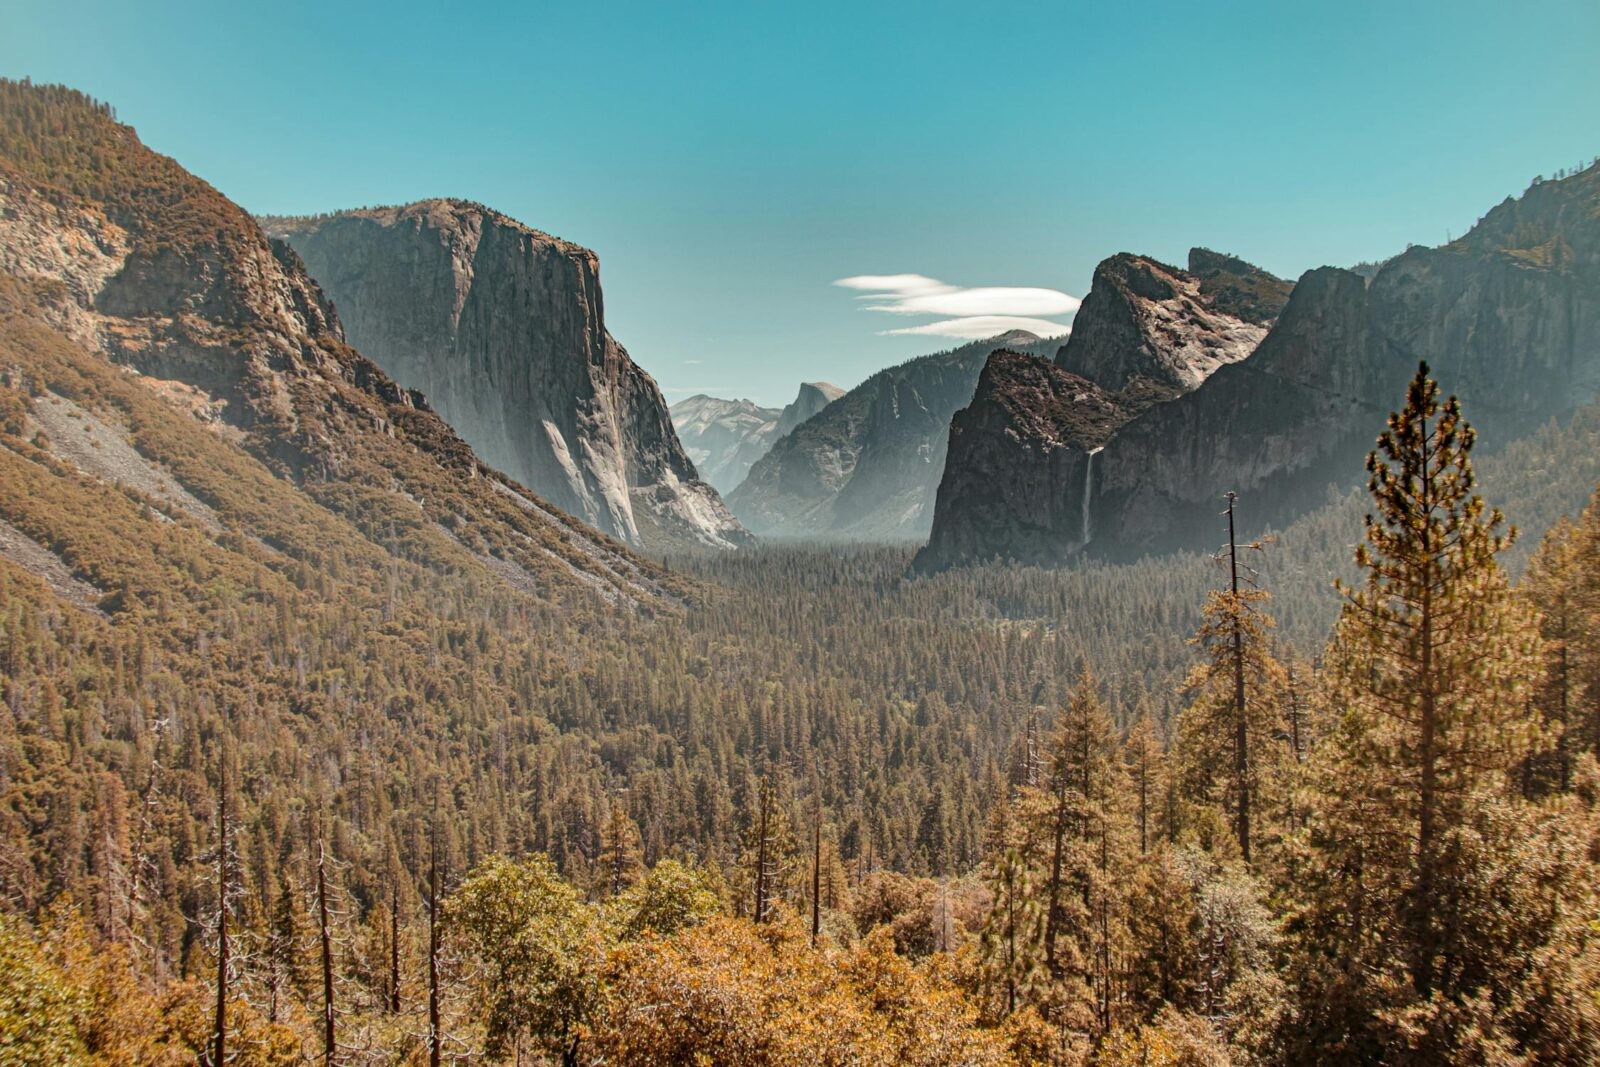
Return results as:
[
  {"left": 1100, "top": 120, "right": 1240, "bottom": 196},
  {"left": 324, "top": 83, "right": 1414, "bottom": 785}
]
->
[
  {"left": 918, "top": 162, "right": 1600, "bottom": 569},
  {"left": 0, "top": 80, "right": 682, "bottom": 605},
  {"left": 670, "top": 380, "right": 843, "bottom": 494}
]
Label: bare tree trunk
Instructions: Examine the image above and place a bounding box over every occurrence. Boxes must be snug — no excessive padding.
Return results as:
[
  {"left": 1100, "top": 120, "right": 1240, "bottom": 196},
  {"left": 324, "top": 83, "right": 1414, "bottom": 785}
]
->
[
  {"left": 211, "top": 763, "right": 228, "bottom": 1067},
  {"left": 810, "top": 803, "right": 822, "bottom": 946},
  {"left": 1413, "top": 424, "right": 1438, "bottom": 998},
  {"left": 428, "top": 837, "right": 443, "bottom": 1067},
  {"left": 389, "top": 883, "right": 402, "bottom": 1014},
  {"left": 125, "top": 746, "right": 161, "bottom": 955},
  {"left": 317, "top": 837, "right": 337, "bottom": 1066}
]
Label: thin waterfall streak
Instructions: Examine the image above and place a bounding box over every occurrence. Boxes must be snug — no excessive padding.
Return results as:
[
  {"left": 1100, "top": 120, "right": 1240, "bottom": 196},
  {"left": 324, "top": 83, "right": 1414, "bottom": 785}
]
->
[{"left": 1081, "top": 446, "right": 1103, "bottom": 546}]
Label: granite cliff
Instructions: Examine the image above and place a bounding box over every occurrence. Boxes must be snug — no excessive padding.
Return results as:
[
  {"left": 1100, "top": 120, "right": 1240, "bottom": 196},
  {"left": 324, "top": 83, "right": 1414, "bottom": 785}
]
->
[
  {"left": 728, "top": 331, "right": 1058, "bottom": 540},
  {"left": 1055, "top": 250, "right": 1289, "bottom": 394},
  {"left": 0, "top": 81, "right": 679, "bottom": 606},
  {"left": 918, "top": 164, "right": 1600, "bottom": 569},
  {"left": 914, "top": 250, "right": 1289, "bottom": 569},
  {"left": 265, "top": 201, "right": 747, "bottom": 551}
]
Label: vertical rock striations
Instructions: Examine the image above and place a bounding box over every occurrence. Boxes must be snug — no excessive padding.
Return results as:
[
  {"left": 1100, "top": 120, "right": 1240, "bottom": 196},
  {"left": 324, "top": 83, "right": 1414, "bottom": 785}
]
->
[
  {"left": 914, "top": 352, "right": 1130, "bottom": 568},
  {"left": 0, "top": 81, "right": 678, "bottom": 605},
  {"left": 265, "top": 201, "right": 748, "bottom": 550}
]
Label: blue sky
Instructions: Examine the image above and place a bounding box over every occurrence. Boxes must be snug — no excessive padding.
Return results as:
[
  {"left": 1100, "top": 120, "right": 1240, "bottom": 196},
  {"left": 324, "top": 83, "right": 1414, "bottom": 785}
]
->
[{"left": 4, "top": 0, "right": 1598, "bottom": 406}]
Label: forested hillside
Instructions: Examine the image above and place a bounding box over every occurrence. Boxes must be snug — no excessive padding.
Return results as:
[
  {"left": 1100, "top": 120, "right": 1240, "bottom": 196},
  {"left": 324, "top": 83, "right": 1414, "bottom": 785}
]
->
[
  {"left": 2, "top": 80, "right": 1599, "bottom": 1066},
  {"left": 5, "top": 361, "right": 1599, "bottom": 1064}
]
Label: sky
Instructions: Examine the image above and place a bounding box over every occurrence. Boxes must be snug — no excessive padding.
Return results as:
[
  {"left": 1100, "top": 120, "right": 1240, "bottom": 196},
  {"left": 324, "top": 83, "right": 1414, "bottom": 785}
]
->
[{"left": 3, "top": 1, "right": 1598, "bottom": 407}]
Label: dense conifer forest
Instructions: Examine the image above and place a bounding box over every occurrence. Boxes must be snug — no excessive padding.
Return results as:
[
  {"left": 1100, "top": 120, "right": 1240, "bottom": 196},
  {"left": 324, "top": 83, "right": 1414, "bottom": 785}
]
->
[
  {"left": 1, "top": 80, "right": 1599, "bottom": 1066},
  {"left": 5, "top": 343, "right": 1600, "bottom": 1062}
]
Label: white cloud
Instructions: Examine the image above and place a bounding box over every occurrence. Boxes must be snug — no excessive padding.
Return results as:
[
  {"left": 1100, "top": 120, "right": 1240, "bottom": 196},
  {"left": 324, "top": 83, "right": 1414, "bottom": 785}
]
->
[
  {"left": 881, "top": 316, "right": 1073, "bottom": 340},
  {"left": 835, "top": 273, "right": 1078, "bottom": 341},
  {"left": 683, "top": 358, "right": 704, "bottom": 365}
]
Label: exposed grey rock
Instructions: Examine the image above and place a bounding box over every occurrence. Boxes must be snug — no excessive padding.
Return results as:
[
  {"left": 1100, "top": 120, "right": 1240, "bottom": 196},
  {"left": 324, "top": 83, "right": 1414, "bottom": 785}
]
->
[
  {"left": 265, "top": 200, "right": 748, "bottom": 550},
  {"left": 1054, "top": 251, "right": 1286, "bottom": 393},
  {"left": 919, "top": 164, "right": 1600, "bottom": 569},
  {"left": 1, "top": 86, "right": 677, "bottom": 606},
  {"left": 913, "top": 351, "right": 1129, "bottom": 569},
  {"left": 773, "top": 380, "right": 845, "bottom": 439},
  {"left": 728, "top": 331, "right": 1058, "bottom": 540}
]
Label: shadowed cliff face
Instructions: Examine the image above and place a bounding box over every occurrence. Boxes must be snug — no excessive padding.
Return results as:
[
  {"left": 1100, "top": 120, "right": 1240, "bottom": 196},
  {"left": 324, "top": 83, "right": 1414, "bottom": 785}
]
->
[
  {"left": 913, "top": 251, "right": 1286, "bottom": 571},
  {"left": 913, "top": 352, "right": 1131, "bottom": 569},
  {"left": 266, "top": 201, "right": 749, "bottom": 551},
  {"left": 728, "top": 331, "right": 1060, "bottom": 540},
  {"left": 919, "top": 163, "right": 1600, "bottom": 570}
]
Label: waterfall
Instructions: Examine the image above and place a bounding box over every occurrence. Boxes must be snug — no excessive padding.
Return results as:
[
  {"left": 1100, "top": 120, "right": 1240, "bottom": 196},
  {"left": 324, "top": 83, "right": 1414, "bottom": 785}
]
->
[{"left": 1081, "top": 447, "right": 1103, "bottom": 547}]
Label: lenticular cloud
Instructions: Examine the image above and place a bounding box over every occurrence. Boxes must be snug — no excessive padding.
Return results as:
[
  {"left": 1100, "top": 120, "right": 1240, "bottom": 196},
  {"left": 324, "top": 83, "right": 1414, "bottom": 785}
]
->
[{"left": 835, "top": 274, "right": 1078, "bottom": 340}]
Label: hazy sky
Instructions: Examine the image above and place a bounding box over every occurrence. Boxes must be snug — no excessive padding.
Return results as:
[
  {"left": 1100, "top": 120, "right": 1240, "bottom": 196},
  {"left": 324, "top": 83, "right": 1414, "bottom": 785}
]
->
[{"left": 4, "top": 0, "right": 1598, "bottom": 405}]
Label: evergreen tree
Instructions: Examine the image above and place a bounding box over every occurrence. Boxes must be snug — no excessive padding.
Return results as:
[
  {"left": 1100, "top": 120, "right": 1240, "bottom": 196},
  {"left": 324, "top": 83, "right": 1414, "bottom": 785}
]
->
[
  {"left": 1174, "top": 498, "right": 1289, "bottom": 864},
  {"left": 1286, "top": 364, "right": 1598, "bottom": 1063},
  {"left": 596, "top": 801, "right": 644, "bottom": 899},
  {"left": 1122, "top": 716, "right": 1167, "bottom": 857}
]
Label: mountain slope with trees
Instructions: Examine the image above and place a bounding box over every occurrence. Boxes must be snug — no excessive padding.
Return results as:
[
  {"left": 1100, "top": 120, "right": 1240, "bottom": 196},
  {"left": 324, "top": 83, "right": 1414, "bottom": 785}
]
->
[{"left": 3, "top": 80, "right": 1599, "bottom": 1066}]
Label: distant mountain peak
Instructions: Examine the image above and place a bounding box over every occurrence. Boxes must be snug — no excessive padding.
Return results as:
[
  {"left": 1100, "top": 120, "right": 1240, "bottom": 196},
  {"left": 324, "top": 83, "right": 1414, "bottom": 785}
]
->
[{"left": 728, "top": 332, "right": 1062, "bottom": 540}]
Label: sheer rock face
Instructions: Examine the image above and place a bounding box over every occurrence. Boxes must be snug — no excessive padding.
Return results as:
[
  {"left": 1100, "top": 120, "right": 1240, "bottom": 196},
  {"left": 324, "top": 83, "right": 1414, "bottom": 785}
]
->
[
  {"left": 266, "top": 201, "right": 748, "bottom": 551},
  {"left": 1054, "top": 251, "right": 1287, "bottom": 394},
  {"left": 773, "top": 380, "right": 845, "bottom": 439},
  {"left": 913, "top": 251, "right": 1286, "bottom": 571},
  {"left": 913, "top": 351, "right": 1130, "bottom": 569},
  {"left": 920, "top": 163, "right": 1600, "bottom": 569},
  {"left": 670, "top": 381, "right": 843, "bottom": 495},
  {"left": 728, "top": 331, "right": 1060, "bottom": 540}
]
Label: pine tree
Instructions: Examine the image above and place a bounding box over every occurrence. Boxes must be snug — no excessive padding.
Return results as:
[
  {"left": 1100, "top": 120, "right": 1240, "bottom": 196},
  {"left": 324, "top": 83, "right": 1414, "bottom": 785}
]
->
[
  {"left": 1122, "top": 716, "right": 1166, "bottom": 857},
  {"left": 1174, "top": 495, "right": 1288, "bottom": 864},
  {"left": 1285, "top": 364, "right": 1598, "bottom": 1063},
  {"left": 743, "top": 774, "right": 792, "bottom": 924},
  {"left": 1521, "top": 516, "right": 1584, "bottom": 794},
  {"left": 597, "top": 801, "right": 644, "bottom": 899},
  {"left": 1334, "top": 364, "right": 1542, "bottom": 997},
  {"left": 978, "top": 826, "right": 1044, "bottom": 1018},
  {"left": 1038, "top": 671, "right": 1123, "bottom": 1026}
]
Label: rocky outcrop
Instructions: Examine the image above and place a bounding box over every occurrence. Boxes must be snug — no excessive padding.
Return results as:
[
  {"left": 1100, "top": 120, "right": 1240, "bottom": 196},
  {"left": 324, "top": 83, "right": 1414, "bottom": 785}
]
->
[
  {"left": 670, "top": 381, "right": 843, "bottom": 494},
  {"left": 728, "top": 331, "right": 1059, "bottom": 540},
  {"left": 1054, "top": 252, "right": 1287, "bottom": 393},
  {"left": 773, "top": 380, "right": 845, "bottom": 439},
  {"left": 265, "top": 201, "right": 748, "bottom": 551},
  {"left": 920, "top": 163, "right": 1600, "bottom": 569},
  {"left": 913, "top": 252, "right": 1288, "bottom": 570},
  {"left": 670, "top": 395, "right": 783, "bottom": 494},
  {"left": 914, "top": 351, "right": 1131, "bottom": 567}
]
